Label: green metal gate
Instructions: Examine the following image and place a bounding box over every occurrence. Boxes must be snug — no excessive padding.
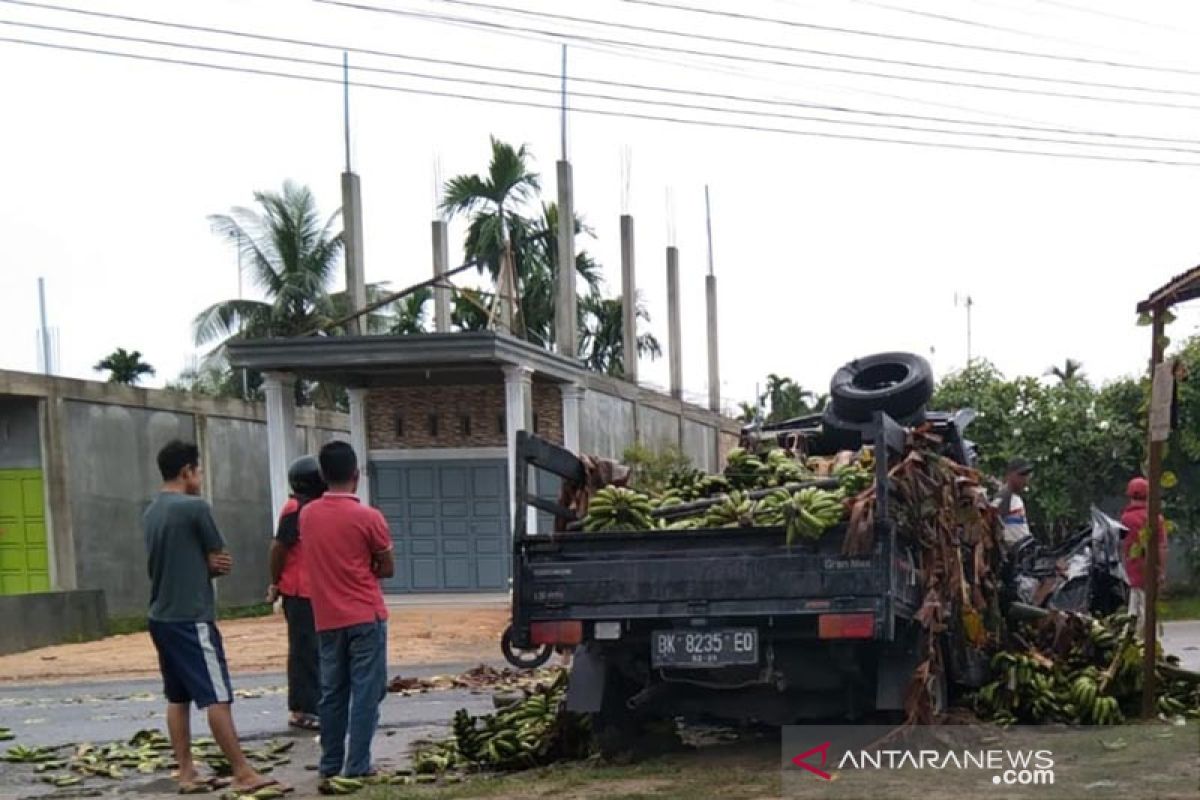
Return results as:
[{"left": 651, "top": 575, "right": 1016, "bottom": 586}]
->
[{"left": 0, "top": 469, "right": 49, "bottom": 594}]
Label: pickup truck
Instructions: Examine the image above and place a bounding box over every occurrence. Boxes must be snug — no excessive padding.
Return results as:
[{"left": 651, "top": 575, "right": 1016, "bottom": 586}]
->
[{"left": 508, "top": 406, "right": 987, "bottom": 751}]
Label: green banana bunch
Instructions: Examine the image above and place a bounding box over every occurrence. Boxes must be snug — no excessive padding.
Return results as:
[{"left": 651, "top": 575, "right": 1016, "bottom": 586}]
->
[
  {"left": 582, "top": 487, "right": 654, "bottom": 532},
  {"left": 3, "top": 745, "right": 58, "bottom": 764},
  {"left": 833, "top": 463, "right": 872, "bottom": 496},
  {"left": 784, "top": 487, "right": 845, "bottom": 544},
  {"left": 703, "top": 491, "right": 754, "bottom": 528},
  {"left": 0, "top": 727, "right": 13, "bottom": 742},
  {"left": 724, "top": 448, "right": 767, "bottom": 491},
  {"left": 318, "top": 776, "right": 366, "bottom": 795}
]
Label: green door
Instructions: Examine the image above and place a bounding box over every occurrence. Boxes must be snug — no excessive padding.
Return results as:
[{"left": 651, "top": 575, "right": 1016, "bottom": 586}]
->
[{"left": 0, "top": 469, "right": 49, "bottom": 595}]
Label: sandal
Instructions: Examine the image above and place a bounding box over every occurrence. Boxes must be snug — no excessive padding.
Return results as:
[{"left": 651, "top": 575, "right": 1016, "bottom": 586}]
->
[{"left": 288, "top": 713, "right": 320, "bottom": 731}]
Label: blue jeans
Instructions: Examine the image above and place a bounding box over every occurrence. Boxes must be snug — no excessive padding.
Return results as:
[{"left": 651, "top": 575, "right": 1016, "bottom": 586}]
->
[{"left": 318, "top": 620, "right": 388, "bottom": 777}]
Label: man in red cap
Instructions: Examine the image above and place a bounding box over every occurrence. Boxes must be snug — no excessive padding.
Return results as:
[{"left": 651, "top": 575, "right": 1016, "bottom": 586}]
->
[{"left": 1119, "top": 477, "right": 1168, "bottom": 635}]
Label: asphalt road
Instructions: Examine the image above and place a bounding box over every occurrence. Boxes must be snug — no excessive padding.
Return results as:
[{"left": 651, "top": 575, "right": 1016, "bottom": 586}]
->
[
  {"left": 0, "top": 663, "right": 499, "bottom": 799},
  {"left": 1, "top": 623, "right": 1197, "bottom": 799}
]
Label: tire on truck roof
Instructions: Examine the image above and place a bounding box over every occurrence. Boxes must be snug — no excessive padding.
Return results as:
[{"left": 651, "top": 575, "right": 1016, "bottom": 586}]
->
[{"left": 829, "top": 352, "right": 934, "bottom": 424}]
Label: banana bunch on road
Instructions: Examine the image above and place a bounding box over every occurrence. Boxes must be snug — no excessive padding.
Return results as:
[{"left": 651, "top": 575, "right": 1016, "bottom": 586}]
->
[
  {"left": 582, "top": 487, "right": 654, "bottom": 532},
  {"left": 0, "top": 727, "right": 13, "bottom": 742},
  {"left": 316, "top": 776, "right": 368, "bottom": 796},
  {"left": 414, "top": 669, "right": 590, "bottom": 775},
  {"left": 783, "top": 487, "right": 846, "bottom": 544},
  {"left": 973, "top": 613, "right": 1200, "bottom": 726}
]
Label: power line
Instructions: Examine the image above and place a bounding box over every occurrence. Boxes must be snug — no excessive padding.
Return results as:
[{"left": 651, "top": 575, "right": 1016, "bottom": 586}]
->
[
  {"left": 6, "top": 2, "right": 1195, "bottom": 146},
  {"left": 9, "top": 18, "right": 1200, "bottom": 156},
  {"left": 616, "top": 0, "right": 1200, "bottom": 76},
  {"left": 315, "top": 0, "right": 1200, "bottom": 111},
  {"left": 12, "top": 1, "right": 1176, "bottom": 140},
  {"left": 840, "top": 0, "right": 1132, "bottom": 52},
  {"left": 1029, "top": 0, "right": 1198, "bottom": 36},
  {"left": 2, "top": 33, "right": 1198, "bottom": 168}
]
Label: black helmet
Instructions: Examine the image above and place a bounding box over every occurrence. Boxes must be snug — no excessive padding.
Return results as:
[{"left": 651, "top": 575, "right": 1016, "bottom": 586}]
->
[{"left": 288, "top": 455, "right": 326, "bottom": 499}]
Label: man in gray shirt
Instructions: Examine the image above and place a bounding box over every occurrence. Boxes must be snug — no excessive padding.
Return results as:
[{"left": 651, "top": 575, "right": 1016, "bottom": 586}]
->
[{"left": 143, "top": 440, "right": 283, "bottom": 795}]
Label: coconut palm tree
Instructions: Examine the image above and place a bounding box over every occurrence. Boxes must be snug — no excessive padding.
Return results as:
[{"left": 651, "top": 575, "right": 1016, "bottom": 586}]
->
[
  {"left": 194, "top": 181, "right": 344, "bottom": 347},
  {"left": 441, "top": 137, "right": 541, "bottom": 332},
  {"left": 391, "top": 287, "right": 433, "bottom": 335},
  {"left": 94, "top": 348, "right": 155, "bottom": 385},
  {"left": 578, "top": 295, "right": 662, "bottom": 376},
  {"left": 1046, "top": 358, "right": 1086, "bottom": 384}
]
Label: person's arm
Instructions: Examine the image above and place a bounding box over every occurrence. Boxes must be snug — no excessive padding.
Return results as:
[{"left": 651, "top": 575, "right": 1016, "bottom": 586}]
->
[
  {"left": 196, "top": 502, "right": 232, "bottom": 577},
  {"left": 367, "top": 513, "right": 395, "bottom": 579},
  {"left": 268, "top": 510, "right": 300, "bottom": 600}
]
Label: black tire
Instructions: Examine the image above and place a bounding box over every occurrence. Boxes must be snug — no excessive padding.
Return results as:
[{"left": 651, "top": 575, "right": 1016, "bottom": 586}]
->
[
  {"left": 829, "top": 352, "right": 934, "bottom": 424},
  {"left": 500, "top": 624, "right": 554, "bottom": 669},
  {"left": 819, "top": 408, "right": 864, "bottom": 452}
]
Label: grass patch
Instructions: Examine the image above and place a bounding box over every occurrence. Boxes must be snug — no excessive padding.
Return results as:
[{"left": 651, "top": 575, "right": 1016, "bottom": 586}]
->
[
  {"left": 106, "top": 603, "right": 273, "bottom": 636},
  {"left": 368, "top": 746, "right": 780, "bottom": 800},
  {"left": 1159, "top": 594, "right": 1200, "bottom": 621}
]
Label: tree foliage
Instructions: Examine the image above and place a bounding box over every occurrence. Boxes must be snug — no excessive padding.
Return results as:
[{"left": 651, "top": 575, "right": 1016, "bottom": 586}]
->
[
  {"left": 94, "top": 348, "right": 155, "bottom": 385},
  {"left": 934, "top": 360, "right": 1144, "bottom": 538},
  {"left": 442, "top": 139, "right": 659, "bottom": 373}
]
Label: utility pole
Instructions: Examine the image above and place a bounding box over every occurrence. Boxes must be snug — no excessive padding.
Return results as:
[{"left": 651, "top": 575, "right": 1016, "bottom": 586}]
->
[
  {"left": 37, "top": 277, "right": 51, "bottom": 375},
  {"left": 1141, "top": 306, "right": 1168, "bottom": 717},
  {"left": 955, "top": 293, "right": 974, "bottom": 365}
]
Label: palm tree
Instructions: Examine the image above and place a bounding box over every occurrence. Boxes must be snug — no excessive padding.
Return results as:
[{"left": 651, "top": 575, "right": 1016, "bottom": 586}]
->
[
  {"left": 578, "top": 295, "right": 662, "bottom": 376},
  {"left": 441, "top": 137, "right": 541, "bottom": 333},
  {"left": 95, "top": 348, "right": 155, "bottom": 385},
  {"left": 391, "top": 287, "right": 432, "bottom": 335},
  {"left": 1046, "top": 358, "right": 1086, "bottom": 384},
  {"left": 194, "top": 181, "right": 344, "bottom": 348}
]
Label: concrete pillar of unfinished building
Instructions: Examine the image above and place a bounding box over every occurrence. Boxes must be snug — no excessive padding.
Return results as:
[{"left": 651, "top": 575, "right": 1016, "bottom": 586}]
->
[
  {"left": 666, "top": 246, "right": 683, "bottom": 400},
  {"left": 263, "top": 371, "right": 298, "bottom": 521},
  {"left": 432, "top": 219, "right": 451, "bottom": 333},
  {"left": 620, "top": 214, "right": 637, "bottom": 384},
  {"left": 348, "top": 387, "right": 370, "bottom": 503},
  {"left": 706, "top": 273, "right": 721, "bottom": 414},
  {"left": 342, "top": 171, "right": 368, "bottom": 335},
  {"left": 503, "top": 365, "right": 536, "bottom": 535},
  {"left": 555, "top": 160, "right": 578, "bottom": 358}
]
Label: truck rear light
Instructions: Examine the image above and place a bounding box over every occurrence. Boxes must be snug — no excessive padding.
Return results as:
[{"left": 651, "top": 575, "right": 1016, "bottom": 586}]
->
[
  {"left": 593, "top": 621, "right": 621, "bottom": 640},
  {"left": 818, "top": 613, "right": 875, "bottom": 639},
  {"left": 530, "top": 620, "right": 583, "bottom": 646}
]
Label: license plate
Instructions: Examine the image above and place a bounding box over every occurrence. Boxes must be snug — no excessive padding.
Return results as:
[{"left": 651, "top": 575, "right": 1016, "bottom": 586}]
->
[{"left": 651, "top": 628, "right": 758, "bottom": 668}]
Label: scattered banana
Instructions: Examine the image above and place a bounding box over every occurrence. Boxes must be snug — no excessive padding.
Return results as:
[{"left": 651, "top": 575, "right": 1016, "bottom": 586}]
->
[{"left": 973, "top": 612, "right": 1200, "bottom": 726}]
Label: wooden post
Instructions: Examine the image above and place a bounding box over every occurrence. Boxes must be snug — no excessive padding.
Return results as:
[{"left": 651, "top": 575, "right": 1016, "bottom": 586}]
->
[{"left": 1141, "top": 304, "right": 1167, "bottom": 717}]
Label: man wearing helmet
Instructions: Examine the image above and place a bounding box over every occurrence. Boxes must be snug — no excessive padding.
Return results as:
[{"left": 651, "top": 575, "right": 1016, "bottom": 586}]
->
[
  {"left": 267, "top": 455, "right": 327, "bottom": 731},
  {"left": 1120, "top": 476, "right": 1168, "bottom": 634}
]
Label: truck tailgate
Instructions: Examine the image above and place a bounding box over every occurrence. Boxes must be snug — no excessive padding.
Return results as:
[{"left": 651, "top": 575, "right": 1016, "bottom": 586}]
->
[{"left": 518, "top": 525, "right": 912, "bottom": 619}]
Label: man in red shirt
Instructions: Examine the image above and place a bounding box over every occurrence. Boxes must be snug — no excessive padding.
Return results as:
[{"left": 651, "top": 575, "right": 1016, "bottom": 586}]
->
[
  {"left": 300, "top": 441, "right": 394, "bottom": 782},
  {"left": 266, "top": 455, "right": 326, "bottom": 731},
  {"left": 1120, "top": 477, "right": 1168, "bottom": 635}
]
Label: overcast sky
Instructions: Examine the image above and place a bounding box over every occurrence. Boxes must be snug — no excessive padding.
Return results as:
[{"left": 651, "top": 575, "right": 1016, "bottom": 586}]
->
[{"left": 4, "top": 0, "right": 1200, "bottom": 409}]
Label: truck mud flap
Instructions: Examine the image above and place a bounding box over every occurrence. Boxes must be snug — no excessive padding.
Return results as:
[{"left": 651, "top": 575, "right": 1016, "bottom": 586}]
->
[{"left": 565, "top": 643, "right": 606, "bottom": 713}]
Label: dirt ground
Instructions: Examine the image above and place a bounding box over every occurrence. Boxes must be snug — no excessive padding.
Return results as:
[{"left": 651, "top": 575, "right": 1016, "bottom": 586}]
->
[{"left": 0, "top": 605, "right": 509, "bottom": 684}]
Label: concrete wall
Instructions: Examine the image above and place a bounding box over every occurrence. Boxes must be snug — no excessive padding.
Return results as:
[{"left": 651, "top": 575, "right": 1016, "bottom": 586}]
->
[
  {"left": 205, "top": 417, "right": 273, "bottom": 608},
  {"left": 0, "top": 370, "right": 349, "bottom": 617},
  {"left": 65, "top": 401, "right": 196, "bottom": 614},
  {"left": 638, "top": 405, "right": 681, "bottom": 453},
  {"left": 681, "top": 418, "right": 718, "bottom": 473},
  {"left": 0, "top": 396, "right": 41, "bottom": 468},
  {"left": 580, "top": 391, "right": 636, "bottom": 459},
  {"left": 0, "top": 590, "right": 108, "bottom": 655}
]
